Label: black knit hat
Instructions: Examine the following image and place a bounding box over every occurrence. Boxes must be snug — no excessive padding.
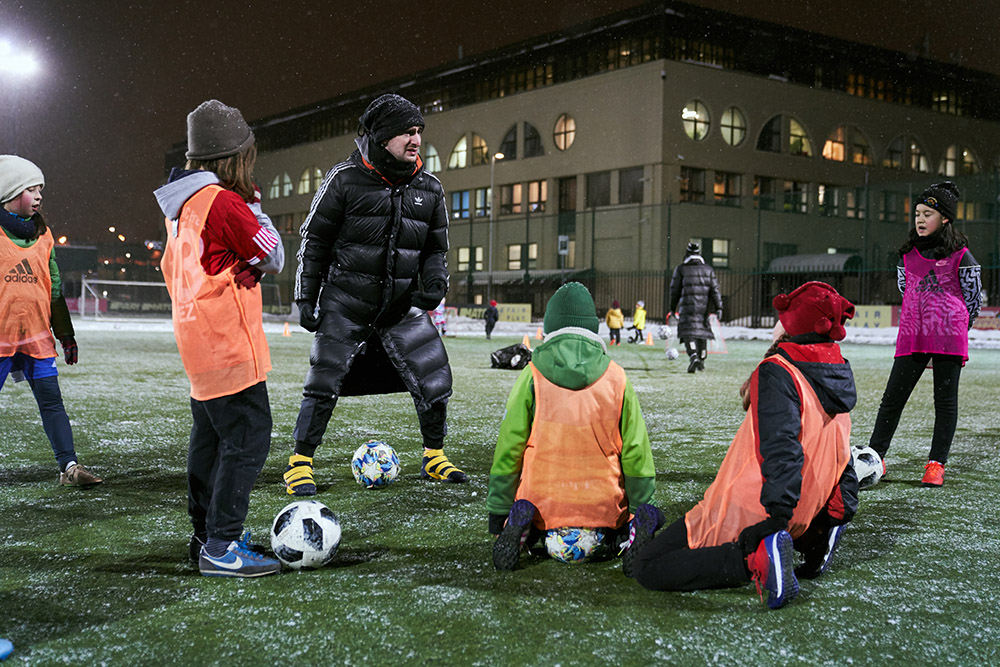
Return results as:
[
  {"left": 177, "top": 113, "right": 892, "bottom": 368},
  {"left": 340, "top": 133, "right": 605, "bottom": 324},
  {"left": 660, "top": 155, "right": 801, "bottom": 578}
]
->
[
  {"left": 686, "top": 242, "right": 701, "bottom": 256},
  {"left": 186, "top": 100, "right": 254, "bottom": 160},
  {"left": 358, "top": 94, "right": 424, "bottom": 146},
  {"left": 915, "top": 181, "right": 960, "bottom": 223}
]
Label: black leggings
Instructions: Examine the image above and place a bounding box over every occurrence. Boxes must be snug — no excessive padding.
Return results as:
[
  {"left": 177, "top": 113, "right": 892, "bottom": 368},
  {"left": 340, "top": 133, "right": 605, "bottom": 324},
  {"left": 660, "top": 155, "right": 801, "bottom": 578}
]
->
[
  {"left": 683, "top": 339, "right": 707, "bottom": 360},
  {"left": 868, "top": 353, "right": 962, "bottom": 464}
]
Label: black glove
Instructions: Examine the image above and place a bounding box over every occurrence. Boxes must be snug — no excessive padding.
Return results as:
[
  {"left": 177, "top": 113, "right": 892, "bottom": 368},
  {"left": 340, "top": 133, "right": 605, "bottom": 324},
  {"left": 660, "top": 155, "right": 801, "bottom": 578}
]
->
[
  {"left": 411, "top": 287, "right": 445, "bottom": 311},
  {"left": 60, "top": 336, "right": 78, "bottom": 365},
  {"left": 737, "top": 516, "right": 788, "bottom": 555},
  {"left": 298, "top": 301, "right": 321, "bottom": 332},
  {"left": 232, "top": 261, "right": 263, "bottom": 289}
]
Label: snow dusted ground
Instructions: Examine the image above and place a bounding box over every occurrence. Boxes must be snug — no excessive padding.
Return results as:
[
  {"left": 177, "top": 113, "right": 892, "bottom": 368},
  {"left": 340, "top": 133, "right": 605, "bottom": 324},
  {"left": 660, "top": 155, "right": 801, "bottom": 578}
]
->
[{"left": 74, "top": 313, "right": 1000, "bottom": 349}]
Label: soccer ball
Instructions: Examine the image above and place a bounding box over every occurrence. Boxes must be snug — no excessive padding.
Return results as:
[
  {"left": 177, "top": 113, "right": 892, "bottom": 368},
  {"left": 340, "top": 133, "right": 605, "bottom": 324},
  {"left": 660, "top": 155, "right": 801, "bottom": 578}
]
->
[
  {"left": 852, "top": 446, "right": 884, "bottom": 490},
  {"left": 351, "top": 440, "right": 400, "bottom": 489},
  {"left": 270, "top": 500, "right": 342, "bottom": 570},
  {"left": 544, "top": 527, "right": 606, "bottom": 563},
  {"left": 665, "top": 347, "right": 679, "bottom": 360}
]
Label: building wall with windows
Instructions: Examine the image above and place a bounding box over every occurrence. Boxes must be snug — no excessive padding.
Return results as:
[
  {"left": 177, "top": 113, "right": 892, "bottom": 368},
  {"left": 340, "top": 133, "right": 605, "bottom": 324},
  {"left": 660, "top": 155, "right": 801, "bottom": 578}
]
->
[{"left": 245, "top": 1, "right": 1000, "bottom": 310}]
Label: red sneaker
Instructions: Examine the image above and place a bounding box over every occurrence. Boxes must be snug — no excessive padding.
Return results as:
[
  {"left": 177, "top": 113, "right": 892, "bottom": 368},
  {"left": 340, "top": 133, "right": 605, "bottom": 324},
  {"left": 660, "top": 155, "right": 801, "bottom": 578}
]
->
[
  {"left": 921, "top": 460, "right": 945, "bottom": 487},
  {"left": 746, "top": 531, "right": 799, "bottom": 609}
]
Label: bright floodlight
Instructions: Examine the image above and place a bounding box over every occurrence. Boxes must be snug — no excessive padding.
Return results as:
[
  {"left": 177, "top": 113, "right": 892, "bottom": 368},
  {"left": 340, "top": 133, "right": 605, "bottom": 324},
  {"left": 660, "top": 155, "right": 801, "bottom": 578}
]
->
[{"left": 0, "top": 41, "right": 39, "bottom": 76}]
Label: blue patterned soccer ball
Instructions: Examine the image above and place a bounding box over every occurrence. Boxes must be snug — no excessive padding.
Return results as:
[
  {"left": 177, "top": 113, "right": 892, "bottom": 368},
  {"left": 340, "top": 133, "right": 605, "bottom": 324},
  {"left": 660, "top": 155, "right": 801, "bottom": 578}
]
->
[
  {"left": 544, "top": 527, "right": 606, "bottom": 563},
  {"left": 270, "top": 500, "right": 342, "bottom": 570},
  {"left": 351, "top": 440, "right": 401, "bottom": 489}
]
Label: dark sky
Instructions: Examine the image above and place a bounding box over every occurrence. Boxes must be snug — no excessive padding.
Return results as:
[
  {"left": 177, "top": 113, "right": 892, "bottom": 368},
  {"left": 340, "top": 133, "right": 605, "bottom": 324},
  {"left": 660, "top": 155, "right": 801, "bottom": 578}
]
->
[{"left": 2, "top": 0, "right": 998, "bottom": 246}]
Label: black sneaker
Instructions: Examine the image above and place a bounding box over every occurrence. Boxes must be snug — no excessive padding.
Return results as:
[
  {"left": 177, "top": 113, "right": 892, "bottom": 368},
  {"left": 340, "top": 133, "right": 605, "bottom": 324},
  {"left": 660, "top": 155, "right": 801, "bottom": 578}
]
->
[
  {"left": 622, "top": 504, "right": 664, "bottom": 578},
  {"left": 188, "top": 533, "right": 206, "bottom": 564},
  {"left": 687, "top": 356, "right": 699, "bottom": 373},
  {"left": 795, "top": 524, "right": 846, "bottom": 580},
  {"left": 493, "top": 499, "right": 536, "bottom": 571}
]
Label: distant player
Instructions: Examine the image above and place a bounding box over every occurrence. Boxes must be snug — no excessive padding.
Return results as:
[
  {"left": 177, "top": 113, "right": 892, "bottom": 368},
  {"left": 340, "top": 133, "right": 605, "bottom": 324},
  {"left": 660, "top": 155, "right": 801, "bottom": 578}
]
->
[{"left": 1, "top": 155, "right": 100, "bottom": 487}]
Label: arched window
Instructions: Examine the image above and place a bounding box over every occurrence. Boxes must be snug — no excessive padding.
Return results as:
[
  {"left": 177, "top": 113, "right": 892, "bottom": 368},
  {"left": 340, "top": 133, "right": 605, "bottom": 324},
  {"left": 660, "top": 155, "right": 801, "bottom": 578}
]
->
[
  {"left": 297, "top": 168, "right": 313, "bottom": 195},
  {"left": 883, "top": 136, "right": 904, "bottom": 169},
  {"left": 424, "top": 145, "right": 441, "bottom": 173},
  {"left": 938, "top": 145, "right": 958, "bottom": 177},
  {"left": 682, "top": 100, "right": 710, "bottom": 141},
  {"left": 554, "top": 114, "right": 576, "bottom": 151},
  {"left": 268, "top": 175, "right": 281, "bottom": 199},
  {"left": 448, "top": 136, "right": 468, "bottom": 170},
  {"left": 471, "top": 133, "right": 489, "bottom": 166},
  {"left": 720, "top": 107, "right": 746, "bottom": 147},
  {"left": 523, "top": 123, "right": 543, "bottom": 157},
  {"left": 311, "top": 167, "right": 323, "bottom": 192},
  {"left": 910, "top": 140, "right": 930, "bottom": 173},
  {"left": 281, "top": 173, "right": 293, "bottom": 198},
  {"left": 499, "top": 125, "right": 518, "bottom": 160},
  {"left": 823, "top": 126, "right": 871, "bottom": 165},
  {"left": 788, "top": 118, "right": 812, "bottom": 157},
  {"left": 757, "top": 116, "right": 782, "bottom": 153},
  {"left": 961, "top": 148, "right": 980, "bottom": 175}
]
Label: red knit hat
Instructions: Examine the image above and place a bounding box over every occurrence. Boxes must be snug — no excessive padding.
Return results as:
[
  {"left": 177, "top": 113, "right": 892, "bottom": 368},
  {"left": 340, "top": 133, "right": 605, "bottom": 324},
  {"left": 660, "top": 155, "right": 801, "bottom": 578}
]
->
[{"left": 773, "top": 281, "right": 855, "bottom": 341}]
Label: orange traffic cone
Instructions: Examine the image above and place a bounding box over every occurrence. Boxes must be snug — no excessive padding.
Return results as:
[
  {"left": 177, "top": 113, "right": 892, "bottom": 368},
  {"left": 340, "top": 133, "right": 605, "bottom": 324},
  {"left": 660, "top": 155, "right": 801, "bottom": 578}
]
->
[
  {"left": 535, "top": 327, "right": 543, "bottom": 340},
  {"left": 645, "top": 332, "right": 654, "bottom": 345},
  {"left": 522, "top": 334, "right": 532, "bottom": 350},
  {"left": 282, "top": 322, "right": 291, "bottom": 337}
]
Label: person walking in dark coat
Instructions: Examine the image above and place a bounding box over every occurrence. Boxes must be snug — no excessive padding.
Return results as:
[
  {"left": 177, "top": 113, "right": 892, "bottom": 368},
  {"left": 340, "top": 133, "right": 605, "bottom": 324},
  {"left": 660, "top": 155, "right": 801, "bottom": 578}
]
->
[
  {"left": 286, "top": 93, "right": 467, "bottom": 496},
  {"left": 669, "top": 243, "right": 723, "bottom": 373},
  {"left": 484, "top": 300, "right": 499, "bottom": 339}
]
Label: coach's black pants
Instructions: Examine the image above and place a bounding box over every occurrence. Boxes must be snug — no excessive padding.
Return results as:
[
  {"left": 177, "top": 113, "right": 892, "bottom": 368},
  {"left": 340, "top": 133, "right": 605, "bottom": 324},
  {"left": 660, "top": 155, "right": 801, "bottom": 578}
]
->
[
  {"left": 188, "top": 381, "right": 271, "bottom": 542},
  {"left": 869, "top": 353, "right": 962, "bottom": 464}
]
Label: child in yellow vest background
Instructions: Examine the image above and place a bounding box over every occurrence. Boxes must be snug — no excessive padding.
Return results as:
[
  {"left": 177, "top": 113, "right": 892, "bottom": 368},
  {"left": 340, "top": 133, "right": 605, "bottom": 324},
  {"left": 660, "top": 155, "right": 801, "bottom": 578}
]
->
[
  {"left": 0, "top": 155, "right": 100, "bottom": 488},
  {"left": 155, "top": 101, "right": 284, "bottom": 578},
  {"left": 631, "top": 282, "right": 859, "bottom": 610},
  {"left": 605, "top": 299, "right": 623, "bottom": 346},
  {"left": 627, "top": 299, "right": 646, "bottom": 343},
  {"left": 488, "top": 282, "right": 658, "bottom": 574}
]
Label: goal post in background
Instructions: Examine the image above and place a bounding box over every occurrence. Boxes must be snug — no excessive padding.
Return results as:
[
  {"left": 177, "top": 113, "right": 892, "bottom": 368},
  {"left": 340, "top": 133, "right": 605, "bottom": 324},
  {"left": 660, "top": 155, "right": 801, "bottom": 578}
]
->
[{"left": 75, "top": 277, "right": 284, "bottom": 319}]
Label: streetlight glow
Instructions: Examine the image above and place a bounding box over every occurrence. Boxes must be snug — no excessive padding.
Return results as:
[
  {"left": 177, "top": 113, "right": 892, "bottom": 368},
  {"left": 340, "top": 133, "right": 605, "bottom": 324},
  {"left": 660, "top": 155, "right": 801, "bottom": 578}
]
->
[
  {"left": 0, "top": 41, "right": 39, "bottom": 76},
  {"left": 57, "top": 236, "right": 67, "bottom": 244},
  {"left": 117, "top": 234, "right": 126, "bottom": 242},
  {"left": 108, "top": 226, "right": 116, "bottom": 232}
]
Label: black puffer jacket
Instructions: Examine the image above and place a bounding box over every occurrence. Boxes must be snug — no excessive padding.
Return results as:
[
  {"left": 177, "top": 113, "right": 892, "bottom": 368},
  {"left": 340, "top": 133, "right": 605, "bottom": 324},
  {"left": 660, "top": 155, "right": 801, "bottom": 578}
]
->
[
  {"left": 669, "top": 255, "right": 722, "bottom": 340},
  {"left": 294, "top": 148, "right": 452, "bottom": 405}
]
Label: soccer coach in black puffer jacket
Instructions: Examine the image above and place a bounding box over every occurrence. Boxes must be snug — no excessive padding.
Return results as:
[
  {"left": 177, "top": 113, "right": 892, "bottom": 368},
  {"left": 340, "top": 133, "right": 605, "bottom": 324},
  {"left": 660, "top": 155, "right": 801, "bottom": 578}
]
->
[{"left": 285, "top": 94, "right": 467, "bottom": 496}]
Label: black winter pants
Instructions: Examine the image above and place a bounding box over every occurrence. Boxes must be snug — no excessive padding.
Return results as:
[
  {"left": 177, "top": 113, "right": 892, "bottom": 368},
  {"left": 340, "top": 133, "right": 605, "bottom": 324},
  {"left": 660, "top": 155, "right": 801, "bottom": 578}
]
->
[
  {"left": 188, "top": 382, "right": 271, "bottom": 542},
  {"left": 683, "top": 338, "right": 707, "bottom": 360},
  {"left": 632, "top": 518, "right": 748, "bottom": 591},
  {"left": 868, "top": 353, "right": 962, "bottom": 464}
]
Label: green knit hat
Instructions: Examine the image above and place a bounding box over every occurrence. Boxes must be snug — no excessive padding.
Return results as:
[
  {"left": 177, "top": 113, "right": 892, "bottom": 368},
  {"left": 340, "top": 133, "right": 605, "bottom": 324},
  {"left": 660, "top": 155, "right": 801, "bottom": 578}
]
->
[{"left": 543, "top": 282, "right": 599, "bottom": 334}]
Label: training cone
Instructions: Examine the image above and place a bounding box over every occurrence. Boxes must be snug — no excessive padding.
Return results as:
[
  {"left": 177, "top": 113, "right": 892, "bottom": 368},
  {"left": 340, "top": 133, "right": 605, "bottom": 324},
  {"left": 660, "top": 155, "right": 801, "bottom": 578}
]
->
[
  {"left": 645, "top": 332, "right": 654, "bottom": 345},
  {"left": 282, "top": 322, "right": 291, "bottom": 337},
  {"left": 535, "top": 327, "right": 543, "bottom": 340},
  {"left": 522, "top": 334, "right": 532, "bottom": 350}
]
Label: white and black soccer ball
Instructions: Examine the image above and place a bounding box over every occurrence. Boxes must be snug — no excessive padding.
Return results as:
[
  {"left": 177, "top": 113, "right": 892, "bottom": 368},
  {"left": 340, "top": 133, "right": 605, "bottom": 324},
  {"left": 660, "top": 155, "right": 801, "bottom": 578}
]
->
[
  {"left": 544, "top": 527, "right": 606, "bottom": 563},
  {"left": 665, "top": 347, "right": 680, "bottom": 360},
  {"left": 852, "top": 446, "right": 884, "bottom": 490},
  {"left": 270, "top": 500, "right": 342, "bottom": 570},
  {"left": 351, "top": 440, "right": 400, "bottom": 489}
]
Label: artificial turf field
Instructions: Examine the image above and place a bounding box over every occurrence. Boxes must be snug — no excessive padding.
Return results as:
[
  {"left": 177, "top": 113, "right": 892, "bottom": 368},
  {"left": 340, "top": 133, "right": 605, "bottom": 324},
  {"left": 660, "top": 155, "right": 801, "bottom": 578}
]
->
[{"left": 1, "top": 328, "right": 998, "bottom": 665}]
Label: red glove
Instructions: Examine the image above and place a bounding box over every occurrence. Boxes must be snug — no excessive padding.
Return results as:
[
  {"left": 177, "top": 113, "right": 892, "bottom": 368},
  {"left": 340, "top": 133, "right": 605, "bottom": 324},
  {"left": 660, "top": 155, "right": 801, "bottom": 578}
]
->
[
  {"left": 60, "top": 336, "right": 78, "bottom": 365},
  {"left": 232, "top": 261, "right": 263, "bottom": 289}
]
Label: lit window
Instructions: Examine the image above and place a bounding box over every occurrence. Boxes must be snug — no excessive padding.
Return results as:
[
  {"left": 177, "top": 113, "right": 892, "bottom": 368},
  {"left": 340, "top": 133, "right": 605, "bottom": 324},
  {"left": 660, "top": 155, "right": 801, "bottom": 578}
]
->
[
  {"left": 268, "top": 175, "right": 281, "bottom": 199},
  {"left": 713, "top": 171, "right": 742, "bottom": 207},
  {"left": 425, "top": 145, "right": 441, "bottom": 173},
  {"left": 281, "top": 173, "right": 293, "bottom": 197},
  {"left": 818, "top": 185, "right": 840, "bottom": 217},
  {"left": 788, "top": 119, "right": 812, "bottom": 157},
  {"left": 845, "top": 188, "right": 866, "bottom": 219},
  {"left": 851, "top": 129, "right": 872, "bottom": 165},
  {"left": 720, "top": 107, "right": 746, "bottom": 146},
  {"left": 910, "top": 141, "right": 930, "bottom": 173},
  {"left": 500, "top": 184, "right": 523, "bottom": 214},
  {"left": 450, "top": 190, "right": 471, "bottom": 219},
  {"left": 297, "top": 168, "right": 312, "bottom": 195},
  {"left": 822, "top": 127, "right": 846, "bottom": 162},
  {"left": 682, "top": 100, "right": 710, "bottom": 141},
  {"left": 938, "top": 145, "right": 958, "bottom": 177},
  {"left": 783, "top": 180, "right": 809, "bottom": 214},
  {"left": 457, "top": 246, "right": 483, "bottom": 271},
  {"left": 471, "top": 133, "right": 489, "bottom": 166},
  {"left": 961, "top": 148, "right": 980, "bottom": 175},
  {"left": 448, "top": 136, "right": 468, "bottom": 169},
  {"left": 474, "top": 188, "right": 491, "bottom": 217},
  {"left": 507, "top": 243, "right": 537, "bottom": 270},
  {"left": 554, "top": 114, "right": 576, "bottom": 151},
  {"left": 527, "top": 180, "right": 547, "bottom": 212},
  {"left": 312, "top": 167, "right": 323, "bottom": 192}
]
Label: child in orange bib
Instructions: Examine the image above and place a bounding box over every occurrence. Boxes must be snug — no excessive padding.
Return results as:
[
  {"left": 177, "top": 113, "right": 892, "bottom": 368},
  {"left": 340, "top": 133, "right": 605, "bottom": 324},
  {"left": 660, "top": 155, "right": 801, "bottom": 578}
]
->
[{"left": 632, "top": 282, "right": 860, "bottom": 610}]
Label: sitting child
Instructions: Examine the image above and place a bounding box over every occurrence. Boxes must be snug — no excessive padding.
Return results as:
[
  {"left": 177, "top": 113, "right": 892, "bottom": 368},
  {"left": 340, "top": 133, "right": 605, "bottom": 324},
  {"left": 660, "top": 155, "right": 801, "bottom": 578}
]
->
[
  {"left": 487, "top": 282, "right": 657, "bottom": 574},
  {"left": 631, "top": 281, "right": 859, "bottom": 609}
]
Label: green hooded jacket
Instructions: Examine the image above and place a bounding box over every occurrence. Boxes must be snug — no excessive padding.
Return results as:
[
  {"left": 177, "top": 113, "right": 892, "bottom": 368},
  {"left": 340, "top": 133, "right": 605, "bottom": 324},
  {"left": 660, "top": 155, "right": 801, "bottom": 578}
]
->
[{"left": 487, "top": 327, "right": 656, "bottom": 526}]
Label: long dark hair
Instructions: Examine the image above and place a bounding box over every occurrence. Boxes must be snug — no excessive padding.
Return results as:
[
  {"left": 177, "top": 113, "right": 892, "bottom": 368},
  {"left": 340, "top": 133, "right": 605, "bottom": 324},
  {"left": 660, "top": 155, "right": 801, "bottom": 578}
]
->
[
  {"left": 185, "top": 144, "right": 257, "bottom": 203},
  {"left": 899, "top": 183, "right": 968, "bottom": 258}
]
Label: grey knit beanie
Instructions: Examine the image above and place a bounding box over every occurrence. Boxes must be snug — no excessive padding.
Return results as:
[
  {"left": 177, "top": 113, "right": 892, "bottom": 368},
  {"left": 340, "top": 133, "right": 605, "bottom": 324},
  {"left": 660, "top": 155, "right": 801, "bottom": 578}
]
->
[
  {"left": 186, "top": 100, "right": 255, "bottom": 161},
  {"left": 0, "top": 155, "right": 44, "bottom": 204}
]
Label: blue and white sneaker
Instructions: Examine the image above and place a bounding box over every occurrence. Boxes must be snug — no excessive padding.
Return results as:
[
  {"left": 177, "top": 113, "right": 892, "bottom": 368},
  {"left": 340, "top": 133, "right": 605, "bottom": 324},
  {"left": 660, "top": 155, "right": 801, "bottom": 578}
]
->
[
  {"left": 748, "top": 530, "right": 799, "bottom": 610},
  {"left": 198, "top": 533, "right": 280, "bottom": 578}
]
